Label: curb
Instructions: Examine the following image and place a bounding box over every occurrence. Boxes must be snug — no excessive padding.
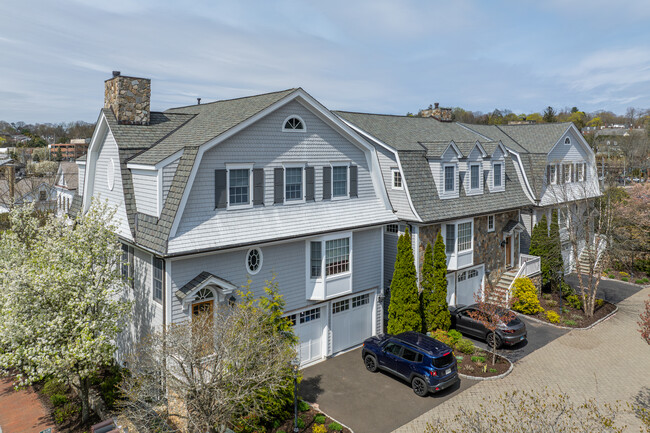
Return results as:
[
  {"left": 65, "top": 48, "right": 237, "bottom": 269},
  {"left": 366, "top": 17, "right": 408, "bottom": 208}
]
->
[
  {"left": 521, "top": 303, "right": 618, "bottom": 330},
  {"left": 309, "top": 403, "right": 355, "bottom": 433},
  {"left": 458, "top": 356, "right": 514, "bottom": 381}
]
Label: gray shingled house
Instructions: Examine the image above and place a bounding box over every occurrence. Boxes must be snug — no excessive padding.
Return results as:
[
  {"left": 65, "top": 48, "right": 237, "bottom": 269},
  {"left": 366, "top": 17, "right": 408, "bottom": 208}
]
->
[{"left": 77, "top": 73, "right": 397, "bottom": 366}]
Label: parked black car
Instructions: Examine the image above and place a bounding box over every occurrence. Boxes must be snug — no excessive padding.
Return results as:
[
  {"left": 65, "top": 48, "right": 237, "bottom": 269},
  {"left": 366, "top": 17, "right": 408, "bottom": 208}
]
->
[
  {"left": 449, "top": 304, "right": 527, "bottom": 348},
  {"left": 361, "top": 331, "right": 459, "bottom": 396}
]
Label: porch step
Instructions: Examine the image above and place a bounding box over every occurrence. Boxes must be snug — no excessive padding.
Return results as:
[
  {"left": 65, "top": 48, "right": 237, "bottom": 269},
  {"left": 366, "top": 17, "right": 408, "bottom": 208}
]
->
[{"left": 487, "top": 270, "right": 519, "bottom": 307}]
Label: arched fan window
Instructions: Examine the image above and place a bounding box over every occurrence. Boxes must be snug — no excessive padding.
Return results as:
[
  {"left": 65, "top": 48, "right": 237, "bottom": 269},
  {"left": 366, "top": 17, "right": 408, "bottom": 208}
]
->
[
  {"left": 194, "top": 287, "right": 214, "bottom": 301},
  {"left": 283, "top": 116, "right": 305, "bottom": 132}
]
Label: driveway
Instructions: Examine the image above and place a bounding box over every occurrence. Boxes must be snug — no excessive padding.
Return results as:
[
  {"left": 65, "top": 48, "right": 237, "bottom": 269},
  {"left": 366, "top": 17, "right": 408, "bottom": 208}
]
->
[{"left": 299, "top": 348, "right": 474, "bottom": 433}]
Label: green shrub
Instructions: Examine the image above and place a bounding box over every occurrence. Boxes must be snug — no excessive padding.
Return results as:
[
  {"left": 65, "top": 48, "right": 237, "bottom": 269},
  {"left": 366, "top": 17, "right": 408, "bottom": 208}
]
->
[
  {"left": 314, "top": 414, "right": 326, "bottom": 424},
  {"left": 545, "top": 310, "right": 560, "bottom": 324},
  {"left": 312, "top": 424, "right": 327, "bottom": 433},
  {"left": 447, "top": 329, "right": 462, "bottom": 346},
  {"left": 622, "top": 277, "right": 629, "bottom": 282},
  {"left": 431, "top": 329, "right": 452, "bottom": 346},
  {"left": 298, "top": 400, "right": 310, "bottom": 412},
  {"left": 98, "top": 363, "right": 124, "bottom": 409},
  {"left": 489, "top": 368, "right": 497, "bottom": 373},
  {"left": 643, "top": 278, "right": 650, "bottom": 283},
  {"left": 328, "top": 422, "right": 343, "bottom": 431},
  {"left": 511, "top": 277, "right": 543, "bottom": 315},
  {"left": 546, "top": 300, "right": 558, "bottom": 308},
  {"left": 297, "top": 417, "right": 306, "bottom": 429},
  {"left": 455, "top": 338, "right": 475, "bottom": 354},
  {"left": 595, "top": 298, "right": 605, "bottom": 308},
  {"left": 636, "top": 279, "right": 645, "bottom": 284},
  {"left": 471, "top": 355, "right": 486, "bottom": 363},
  {"left": 608, "top": 274, "right": 616, "bottom": 279},
  {"left": 54, "top": 402, "right": 79, "bottom": 424},
  {"left": 566, "top": 294, "right": 583, "bottom": 310},
  {"left": 43, "top": 378, "right": 67, "bottom": 396},
  {"left": 564, "top": 320, "right": 577, "bottom": 326},
  {"left": 50, "top": 393, "right": 68, "bottom": 407},
  {"left": 560, "top": 282, "right": 574, "bottom": 297}
]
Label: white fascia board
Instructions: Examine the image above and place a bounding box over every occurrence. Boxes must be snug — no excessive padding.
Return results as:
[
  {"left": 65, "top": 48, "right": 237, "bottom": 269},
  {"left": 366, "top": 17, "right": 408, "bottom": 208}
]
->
[
  {"left": 446, "top": 141, "right": 464, "bottom": 158},
  {"left": 82, "top": 111, "right": 109, "bottom": 211},
  {"left": 127, "top": 163, "right": 157, "bottom": 171},
  {"left": 507, "top": 149, "right": 537, "bottom": 204},
  {"left": 473, "top": 140, "right": 488, "bottom": 158},
  {"left": 76, "top": 160, "right": 86, "bottom": 166},
  {"left": 338, "top": 118, "right": 423, "bottom": 223},
  {"left": 126, "top": 149, "right": 184, "bottom": 171},
  {"left": 494, "top": 141, "right": 509, "bottom": 157}
]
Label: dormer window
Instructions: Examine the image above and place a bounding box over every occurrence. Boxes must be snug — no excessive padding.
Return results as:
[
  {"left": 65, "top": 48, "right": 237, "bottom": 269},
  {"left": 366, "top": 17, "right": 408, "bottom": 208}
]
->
[
  {"left": 283, "top": 116, "right": 305, "bottom": 132},
  {"left": 444, "top": 165, "right": 455, "bottom": 192},
  {"left": 493, "top": 162, "right": 503, "bottom": 188},
  {"left": 392, "top": 168, "right": 403, "bottom": 189},
  {"left": 470, "top": 163, "right": 481, "bottom": 191}
]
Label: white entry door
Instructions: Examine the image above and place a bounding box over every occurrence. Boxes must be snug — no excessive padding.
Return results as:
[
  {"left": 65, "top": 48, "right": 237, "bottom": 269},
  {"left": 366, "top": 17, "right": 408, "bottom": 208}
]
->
[
  {"left": 290, "top": 307, "right": 325, "bottom": 365},
  {"left": 456, "top": 266, "right": 484, "bottom": 305},
  {"left": 330, "top": 293, "right": 373, "bottom": 354}
]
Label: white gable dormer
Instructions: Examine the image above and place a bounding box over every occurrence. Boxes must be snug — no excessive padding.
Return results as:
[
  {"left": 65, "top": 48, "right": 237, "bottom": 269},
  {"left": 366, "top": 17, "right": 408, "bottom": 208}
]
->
[
  {"left": 488, "top": 142, "right": 508, "bottom": 193},
  {"left": 463, "top": 141, "right": 487, "bottom": 196},
  {"left": 432, "top": 141, "right": 463, "bottom": 199}
]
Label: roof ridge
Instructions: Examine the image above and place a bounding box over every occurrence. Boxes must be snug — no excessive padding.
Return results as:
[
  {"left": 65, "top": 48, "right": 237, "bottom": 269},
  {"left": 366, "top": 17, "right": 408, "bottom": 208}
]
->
[
  {"left": 334, "top": 110, "right": 423, "bottom": 119},
  {"left": 166, "top": 88, "right": 298, "bottom": 111},
  {"left": 125, "top": 114, "right": 198, "bottom": 163},
  {"left": 495, "top": 125, "right": 531, "bottom": 154}
]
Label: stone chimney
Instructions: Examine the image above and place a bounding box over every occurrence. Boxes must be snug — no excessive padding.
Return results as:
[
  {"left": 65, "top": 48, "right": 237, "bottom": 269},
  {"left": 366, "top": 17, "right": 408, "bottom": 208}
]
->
[
  {"left": 104, "top": 71, "right": 151, "bottom": 125},
  {"left": 419, "top": 102, "right": 453, "bottom": 122}
]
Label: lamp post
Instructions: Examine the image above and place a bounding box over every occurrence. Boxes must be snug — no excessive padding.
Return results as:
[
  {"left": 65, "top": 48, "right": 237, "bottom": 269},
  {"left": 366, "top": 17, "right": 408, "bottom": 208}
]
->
[{"left": 291, "top": 357, "right": 300, "bottom": 432}]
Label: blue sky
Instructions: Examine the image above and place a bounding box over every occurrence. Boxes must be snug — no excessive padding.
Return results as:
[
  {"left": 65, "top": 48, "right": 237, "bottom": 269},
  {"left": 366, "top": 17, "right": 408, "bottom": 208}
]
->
[{"left": 2, "top": 0, "right": 650, "bottom": 123}]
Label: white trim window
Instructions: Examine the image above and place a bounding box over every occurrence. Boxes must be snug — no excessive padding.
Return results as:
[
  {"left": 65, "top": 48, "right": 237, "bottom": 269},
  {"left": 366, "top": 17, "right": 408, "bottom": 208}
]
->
[
  {"left": 121, "top": 243, "right": 134, "bottom": 288},
  {"left": 332, "top": 165, "right": 349, "bottom": 198},
  {"left": 457, "top": 221, "right": 472, "bottom": 252},
  {"left": 470, "top": 163, "right": 481, "bottom": 191},
  {"left": 227, "top": 165, "right": 253, "bottom": 207},
  {"left": 285, "top": 166, "right": 304, "bottom": 201},
  {"left": 444, "top": 165, "right": 456, "bottom": 193},
  {"left": 392, "top": 168, "right": 403, "bottom": 189},
  {"left": 577, "top": 162, "right": 586, "bottom": 182},
  {"left": 564, "top": 137, "right": 571, "bottom": 145},
  {"left": 487, "top": 215, "right": 495, "bottom": 232},
  {"left": 246, "top": 248, "right": 263, "bottom": 275},
  {"left": 309, "top": 235, "right": 351, "bottom": 279},
  {"left": 493, "top": 162, "right": 503, "bottom": 189},
  {"left": 310, "top": 241, "right": 322, "bottom": 278},
  {"left": 445, "top": 219, "right": 474, "bottom": 255},
  {"left": 153, "top": 257, "right": 164, "bottom": 303},
  {"left": 563, "top": 163, "right": 572, "bottom": 183},
  {"left": 549, "top": 164, "right": 558, "bottom": 185},
  {"left": 282, "top": 115, "right": 306, "bottom": 132}
]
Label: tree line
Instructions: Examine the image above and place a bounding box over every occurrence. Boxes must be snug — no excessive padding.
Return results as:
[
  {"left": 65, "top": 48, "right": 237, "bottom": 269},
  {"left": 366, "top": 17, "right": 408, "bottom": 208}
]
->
[{"left": 0, "top": 120, "right": 95, "bottom": 147}]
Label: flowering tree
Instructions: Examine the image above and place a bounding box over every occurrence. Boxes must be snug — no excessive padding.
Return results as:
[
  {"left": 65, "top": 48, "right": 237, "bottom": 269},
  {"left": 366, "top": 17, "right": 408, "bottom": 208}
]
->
[
  {"left": 0, "top": 200, "right": 131, "bottom": 423},
  {"left": 640, "top": 295, "right": 650, "bottom": 345}
]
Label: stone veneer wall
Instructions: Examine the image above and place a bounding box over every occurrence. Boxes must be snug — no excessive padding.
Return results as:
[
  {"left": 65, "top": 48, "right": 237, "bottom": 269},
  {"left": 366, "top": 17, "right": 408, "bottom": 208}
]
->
[
  {"left": 417, "top": 211, "right": 521, "bottom": 286},
  {"left": 104, "top": 75, "right": 151, "bottom": 125}
]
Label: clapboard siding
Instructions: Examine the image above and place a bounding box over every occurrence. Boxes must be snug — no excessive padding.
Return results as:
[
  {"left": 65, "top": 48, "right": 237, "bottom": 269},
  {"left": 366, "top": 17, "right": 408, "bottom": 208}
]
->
[
  {"left": 383, "top": 231, "right": 398, "bottom": 288},
  {"left": 170, "top": 228, "right": 383, "bottom": 323},
  {"left": 78, "top": 164, "right": 85, "bottom": 195},
  {"left": 376, "top": 146, "right": 417, "bottom": 220},
  {"left": 351, "top": 228, "right": 382, "bottom": 291},
  {"left": 90, "top": 130, "right": 132, "bottom": 240},
  {"left": 170, "top": 100, "right": 394, "bottom": 253},
  {"left": 132, "top": 171, "right": 158, "bottom": 216},
  {"left": 162, "top": 158, "right": 180, "bottom": 204}
]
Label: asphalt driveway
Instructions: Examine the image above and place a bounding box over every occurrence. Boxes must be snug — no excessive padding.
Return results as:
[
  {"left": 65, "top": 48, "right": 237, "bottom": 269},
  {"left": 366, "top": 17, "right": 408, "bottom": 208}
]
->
[{"left": 300, "top": 275, "right": 646, "bottom": 433}]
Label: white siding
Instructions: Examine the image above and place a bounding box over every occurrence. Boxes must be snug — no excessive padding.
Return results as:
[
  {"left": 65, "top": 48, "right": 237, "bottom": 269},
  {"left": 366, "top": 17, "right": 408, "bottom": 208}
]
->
[
  {"left": 383, "top": 231, "right": 398, "bottom": 287},
  {"left": 78, "top": 164, "right": 85, "bottom": 195},
  {"left": 375, "top": 146, "right": 417, "bottom": 220},
  {"left": 170, "top": 227, "right": 383, "bottom": 324},
  {"left": 169, "top": 100, "right": 395, "bottom": 254},
  {"left": 88, "top": 130, "right": 132, "bottom": 240},
  {"left": 132, "top": 170, "right": 159, "bottom": 216},
  {"left": 162, "top": 158, "right": 180, "bottom": 204}
]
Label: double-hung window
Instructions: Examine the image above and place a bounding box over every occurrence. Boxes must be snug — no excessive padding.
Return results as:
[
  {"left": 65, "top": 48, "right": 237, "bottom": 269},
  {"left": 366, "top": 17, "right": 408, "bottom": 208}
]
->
[
  {"left": 310, "top": 242, "right": 322, "bottom": 278},
  {"left": 285, "top": 167, "right": 303, "bottom": 201},
  {"left": 153, "top": 257, "right": 164, "bottom": 303},
  {"left": 457, "top": 222, "right": 472, "bottom": 252},
  {"left": 446, "top": 220, "right": 473, "bottom": 254},
  {"left": 444, "top": 165, "right": 455, "bottom": 192},
  {"left": 326, "top": 238, "right": 350, "bottom": 276},
  {"left": 563, "top": 163, "right": 572, "bottom": 183},
  {"left": 392, "top": 169, "right": 403, "bottom": 189},
  {"left": 577, "top": 162, "right": 585, "bottom": 182},
  {"left": 445, "top": 224, "right": 455, "bottom": 253},
  {"left": 487, "top": 215, "right": 495, "bottom": 232},
  {"left": 229, "top": 168, "right": 250, "bottom": 206},
  {"left": 470, "top": 164, "right": 480, "bottom": 190},
  {"left": 332, "top": 166, "right": 348, "bottom": 197},
  {"left": 493, "top": 163, "right": 503, "bottom": 188},
  {"left": 121, "top": 243, "right": 134, "bottom": 287}
]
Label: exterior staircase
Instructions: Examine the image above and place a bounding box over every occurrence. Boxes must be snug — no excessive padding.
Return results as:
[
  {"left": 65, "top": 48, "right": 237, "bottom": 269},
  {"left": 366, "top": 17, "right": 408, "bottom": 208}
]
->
[
  {"left": 487, "top": 269, "right": 519, "bottom": 306},
  {"left": 575, "top": 243, "right": 601, "bottom": 275}
]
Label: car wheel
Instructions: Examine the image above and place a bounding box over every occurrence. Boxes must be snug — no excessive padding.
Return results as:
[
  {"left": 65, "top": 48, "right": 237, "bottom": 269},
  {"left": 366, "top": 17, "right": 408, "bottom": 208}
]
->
[
  {"left": 411, "top": 376, "right": 428, "bottom": 397},
  {"left": 364, "top": 354, "right": 378, "bottom": 372},
  {"left": 486, "top": 332, "right": 503, "bottom": 349}
]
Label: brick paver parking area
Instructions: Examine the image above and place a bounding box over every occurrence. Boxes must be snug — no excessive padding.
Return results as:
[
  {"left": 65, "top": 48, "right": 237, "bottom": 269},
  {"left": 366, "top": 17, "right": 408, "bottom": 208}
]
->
[
  {"left": 0, "top": 376, "right": 54, "bottom": 433},
  {"left": 395, "top": 286, "right": 650, "bottom": 432}
]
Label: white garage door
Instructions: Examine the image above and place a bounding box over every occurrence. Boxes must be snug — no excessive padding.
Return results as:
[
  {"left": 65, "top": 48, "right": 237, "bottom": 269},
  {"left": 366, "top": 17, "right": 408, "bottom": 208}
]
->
[
  {"left": 331, "top": 293, "right": 373, "bottom": 354},
  {"left": 456, "top": 266, "right": 483, "bottom": 305},
  {"left": 290, "top": 307, "right": 325, "bottom": 365}
]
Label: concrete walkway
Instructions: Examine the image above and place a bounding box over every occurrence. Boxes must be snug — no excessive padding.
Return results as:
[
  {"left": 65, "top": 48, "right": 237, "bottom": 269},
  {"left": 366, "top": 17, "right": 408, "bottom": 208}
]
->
[
  {"left": 0, "top": 376, "right": 54, "bottom": 433},
  {"left": 394, "top": 286, "right": 650, "bottom": 432}
]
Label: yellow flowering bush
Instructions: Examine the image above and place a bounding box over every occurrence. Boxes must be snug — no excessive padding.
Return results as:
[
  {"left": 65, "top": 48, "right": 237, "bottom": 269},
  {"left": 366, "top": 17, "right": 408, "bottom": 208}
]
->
[
  {"left": 545, "top": 310, "right": 560, "bottom": 324},
  {"left": 511, "top": 277, "right": 544, "bottom": 315}
]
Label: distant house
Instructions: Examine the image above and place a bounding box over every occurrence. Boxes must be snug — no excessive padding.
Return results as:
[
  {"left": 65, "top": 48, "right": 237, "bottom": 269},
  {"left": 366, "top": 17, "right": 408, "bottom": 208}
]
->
[
  {"left": 0, "top": 176, "right": 57, "bottom": 214},
  {"left": 54, "top": 162, "right": 78, "bottom": 217},
  {"left": 50, "top": 139, "right": 90, "bottom": 161}
]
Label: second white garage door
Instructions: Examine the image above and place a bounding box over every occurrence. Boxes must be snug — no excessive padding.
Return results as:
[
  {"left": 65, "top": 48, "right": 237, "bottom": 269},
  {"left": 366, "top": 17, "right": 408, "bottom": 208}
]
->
[
  {"left": 292, "top": 306, "right": 325, "bottom": 365},
  {"left": 330, "top": 293, "right": 373, "bottom": 354}
]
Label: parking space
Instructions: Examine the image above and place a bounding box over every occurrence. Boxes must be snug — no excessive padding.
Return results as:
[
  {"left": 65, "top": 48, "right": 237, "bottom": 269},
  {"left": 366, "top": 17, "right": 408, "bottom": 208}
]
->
[{"left": 300, "top": 348, "right": 475, "bottom": 433}]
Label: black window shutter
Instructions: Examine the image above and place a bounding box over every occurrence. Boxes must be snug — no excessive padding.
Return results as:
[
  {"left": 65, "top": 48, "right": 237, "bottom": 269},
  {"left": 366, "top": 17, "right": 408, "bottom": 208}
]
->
[
  {"left": 274, "top": 167, "right": 284, "bottom": 204},
  {"left": 322, "top": 166, "right": 331, "bottom": 200},
  {"left": 350, "top": 165, "right": 358, "bottom": 197},
  {"left": 253, "top": 168, "right": 264, "bottom": 205},
  {"left": 215, "top": 169, "right": 227, "bottom": 208},
  {"left": 547, "top": 165, "right": 551, "bottom": 184},
  {"left": 583, "top": 163, "right": 588, "bottom": 181},
  {"left": 305, "top": 166, "right": 315, "bottom": 201}
]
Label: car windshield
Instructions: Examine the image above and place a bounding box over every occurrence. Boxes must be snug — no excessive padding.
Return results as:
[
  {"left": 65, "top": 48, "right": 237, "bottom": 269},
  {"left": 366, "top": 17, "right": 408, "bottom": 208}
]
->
[{"left": 432, "top": 352, "right": 454, "bottom": 368}]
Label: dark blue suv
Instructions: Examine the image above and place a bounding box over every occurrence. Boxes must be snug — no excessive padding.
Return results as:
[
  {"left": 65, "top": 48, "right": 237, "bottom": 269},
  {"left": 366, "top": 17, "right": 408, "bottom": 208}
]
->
[{"left": 361, "top": 331, "right": 459, "bottom": 397}]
